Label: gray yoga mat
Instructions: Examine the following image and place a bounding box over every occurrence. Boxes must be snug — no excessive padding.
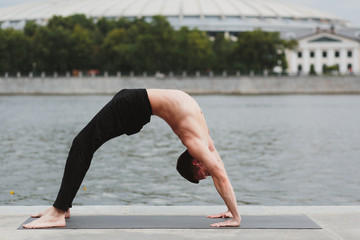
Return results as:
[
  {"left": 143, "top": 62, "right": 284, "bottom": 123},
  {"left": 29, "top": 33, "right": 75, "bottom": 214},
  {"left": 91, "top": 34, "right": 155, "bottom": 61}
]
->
[{"left": 19, "top": 215, "right": 321, "bottom": 229}]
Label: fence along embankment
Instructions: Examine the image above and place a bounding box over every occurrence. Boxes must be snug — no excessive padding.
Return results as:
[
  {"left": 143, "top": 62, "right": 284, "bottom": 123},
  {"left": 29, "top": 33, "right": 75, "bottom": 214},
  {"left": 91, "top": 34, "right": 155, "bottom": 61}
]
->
[{"left": 0, "top": 76, "right": 359, "bottom": 95}]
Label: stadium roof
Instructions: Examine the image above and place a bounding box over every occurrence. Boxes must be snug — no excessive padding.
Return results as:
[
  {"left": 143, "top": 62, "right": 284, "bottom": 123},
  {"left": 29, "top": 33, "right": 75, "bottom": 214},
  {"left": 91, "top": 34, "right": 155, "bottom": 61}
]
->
[{"left": 0, "top": 0, "right": 351, "bottom": 32}]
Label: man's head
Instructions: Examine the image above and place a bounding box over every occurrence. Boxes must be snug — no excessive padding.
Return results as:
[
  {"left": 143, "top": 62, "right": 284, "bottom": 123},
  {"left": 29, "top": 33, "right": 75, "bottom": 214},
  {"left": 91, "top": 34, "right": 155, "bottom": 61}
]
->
[{"left": 176, "top": 150, "right": 209, "bottom": 184}]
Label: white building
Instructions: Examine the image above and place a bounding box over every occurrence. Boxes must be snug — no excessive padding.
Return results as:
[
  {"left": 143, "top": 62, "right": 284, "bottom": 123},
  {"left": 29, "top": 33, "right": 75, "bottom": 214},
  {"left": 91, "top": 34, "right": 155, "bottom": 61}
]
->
[
  {"left": 287, "top": 29, "right": 360, "bottom": 75},
  {"left": 0, "top": 0, "right": 350, "bottom": 32}
]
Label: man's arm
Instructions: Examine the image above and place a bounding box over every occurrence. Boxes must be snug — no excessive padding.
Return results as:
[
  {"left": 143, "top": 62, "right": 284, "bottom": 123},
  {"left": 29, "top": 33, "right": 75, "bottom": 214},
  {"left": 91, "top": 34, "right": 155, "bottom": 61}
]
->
[{"left": 186, "top": 139, "right": 241, "bottom": 227}]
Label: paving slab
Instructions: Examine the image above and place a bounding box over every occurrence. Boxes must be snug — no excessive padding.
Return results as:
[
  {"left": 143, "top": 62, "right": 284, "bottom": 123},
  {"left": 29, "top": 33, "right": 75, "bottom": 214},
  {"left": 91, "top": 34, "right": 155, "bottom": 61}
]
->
[{"left": 1, "top": 206, "right": 359, "bottom": 240}]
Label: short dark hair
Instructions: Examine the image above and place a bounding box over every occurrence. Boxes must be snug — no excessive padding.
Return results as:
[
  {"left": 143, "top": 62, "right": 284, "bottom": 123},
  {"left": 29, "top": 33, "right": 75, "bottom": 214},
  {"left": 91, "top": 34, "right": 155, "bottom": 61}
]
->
[{"left": 176, "top": 150, "right": 199, "bottom": 184}]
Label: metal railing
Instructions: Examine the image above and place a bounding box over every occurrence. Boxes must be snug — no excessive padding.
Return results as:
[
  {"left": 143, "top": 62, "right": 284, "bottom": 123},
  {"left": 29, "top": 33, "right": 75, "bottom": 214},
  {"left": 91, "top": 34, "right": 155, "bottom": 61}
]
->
[{"left": 0, "top": 70, "right": 358, "bottom": 78}]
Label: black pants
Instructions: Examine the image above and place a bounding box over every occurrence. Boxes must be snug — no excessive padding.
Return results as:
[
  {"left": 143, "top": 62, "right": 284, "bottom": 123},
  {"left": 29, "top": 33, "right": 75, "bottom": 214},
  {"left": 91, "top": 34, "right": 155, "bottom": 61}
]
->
[{"left": 53, "top": 89, "right": 152, "bottom": 211}]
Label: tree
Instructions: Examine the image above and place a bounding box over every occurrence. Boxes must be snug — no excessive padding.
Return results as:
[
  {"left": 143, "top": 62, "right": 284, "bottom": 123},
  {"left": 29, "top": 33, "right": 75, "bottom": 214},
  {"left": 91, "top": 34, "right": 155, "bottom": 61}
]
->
[
  {"left": 173, "top": 27, "right": 214, "bottom": 72},
  {"left": 100, "top": 28, "right": 129, "bottom": 72},
  {"left": 68, "top": 14, "right": 95, "bottom": 31},
  {"left": 0, "top": 14, "right": 300, "bottom": 75},
  {"left": 24, "top": 21, "right": 40, "bottom": 74},
  {"left": 0, "top": 28, "right": 30, "bottom": 73},
  {"left": 24, "top": 21, "right": 39, "bottom": 37},
  {"left": 100, "top": 16, "right": 179, "bottom": 73},
  {"left": 32, "top": 26, "right": 73, "bottom": 73},
  {"left": 96, "top": 17, "right": 118, "bottom": 37},
  {"left": 323, "top": 64, "right": 339, "bottom": 75},
  {"left": 133, "top": 15, "right": 176, "bottom": 72},
  {"left": 185, "top": 29, "right": 214, "bottom": 72},
  {"left": 310, "top": 64, "right": 317, "bottom": 75},
  {"left": 69, "top": 24, "right": 94, "bottom": 70},
  {"left": 98, "top": 18, "right": 151, "bottom": 73},
  {"left": 211, "top": 33, "right": 234, "bottom": 72},
  {"left": 232, "top": 30, "right": 297, "bottom": 74},
  {"left": 96, "top": 17, "right": 131, "bottom": 38},
  {"left": 47, "top": 14, "right": 95, "bottom": 31}
]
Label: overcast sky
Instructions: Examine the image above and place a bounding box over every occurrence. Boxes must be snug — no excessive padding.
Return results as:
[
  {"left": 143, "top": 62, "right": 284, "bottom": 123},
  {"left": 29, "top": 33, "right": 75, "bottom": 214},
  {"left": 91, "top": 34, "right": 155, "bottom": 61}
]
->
[{"left": 0, "top": 0, "right": 359, "bottom": 27}]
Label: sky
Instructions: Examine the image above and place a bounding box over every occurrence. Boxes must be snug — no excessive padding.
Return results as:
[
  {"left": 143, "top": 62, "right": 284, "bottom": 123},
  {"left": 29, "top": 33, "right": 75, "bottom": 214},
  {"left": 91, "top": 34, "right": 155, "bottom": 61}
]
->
[{"left": 0, "top": 0, "right": 359, "bottom": 27}]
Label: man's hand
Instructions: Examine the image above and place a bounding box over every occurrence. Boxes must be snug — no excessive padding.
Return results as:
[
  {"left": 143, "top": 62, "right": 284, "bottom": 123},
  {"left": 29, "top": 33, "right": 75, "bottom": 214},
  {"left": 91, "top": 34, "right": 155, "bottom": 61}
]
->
[{"left": 207, "top": 210, "right": 233, "bottom": 219}]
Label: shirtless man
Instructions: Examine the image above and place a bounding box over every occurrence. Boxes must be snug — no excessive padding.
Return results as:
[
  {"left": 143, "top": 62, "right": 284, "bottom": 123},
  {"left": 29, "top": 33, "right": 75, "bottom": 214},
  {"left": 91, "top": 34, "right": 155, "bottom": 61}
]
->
[{"left": 23, "top": 89, "right": 241, "bottom": 229}]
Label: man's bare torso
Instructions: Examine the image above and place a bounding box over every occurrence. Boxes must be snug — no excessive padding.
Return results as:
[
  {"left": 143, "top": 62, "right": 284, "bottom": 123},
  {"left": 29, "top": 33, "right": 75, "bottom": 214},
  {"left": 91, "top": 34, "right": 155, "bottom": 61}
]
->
[{"left": 147, "top": 89, "right": 214, "bottom": 151}]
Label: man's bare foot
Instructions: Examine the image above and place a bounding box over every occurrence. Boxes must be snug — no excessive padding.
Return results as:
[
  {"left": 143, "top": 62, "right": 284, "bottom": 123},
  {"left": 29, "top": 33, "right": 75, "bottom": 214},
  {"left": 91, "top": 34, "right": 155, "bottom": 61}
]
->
[
  {"left": 31, "top": 207, "right": 70, "bottom": 219},
  {"left": 23, "top": 207, "right": 66, "bottom": 229}
]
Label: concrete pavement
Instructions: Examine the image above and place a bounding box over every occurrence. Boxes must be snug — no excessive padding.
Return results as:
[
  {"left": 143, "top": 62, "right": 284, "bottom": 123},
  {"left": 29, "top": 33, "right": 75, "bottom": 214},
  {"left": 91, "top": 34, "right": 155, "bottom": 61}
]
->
[{"left": 1, "top": 206, "right": 359, "bottom": 240}]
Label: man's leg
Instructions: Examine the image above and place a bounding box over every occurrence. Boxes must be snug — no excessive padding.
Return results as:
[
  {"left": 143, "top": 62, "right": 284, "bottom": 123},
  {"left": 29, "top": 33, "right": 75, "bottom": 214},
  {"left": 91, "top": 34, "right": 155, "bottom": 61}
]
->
[
  {"left": 24, "top": 94, "right": 125, "bottom": 228},
  {"left": 54, "top": 93, "right": 126, "bottom": 211}
]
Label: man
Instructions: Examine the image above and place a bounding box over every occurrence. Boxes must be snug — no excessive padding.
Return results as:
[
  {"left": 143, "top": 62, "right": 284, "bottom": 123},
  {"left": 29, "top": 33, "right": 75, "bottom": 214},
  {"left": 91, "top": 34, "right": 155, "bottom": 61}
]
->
[{"left": 23, "top": 89, "right": 241, "bottom": 228}]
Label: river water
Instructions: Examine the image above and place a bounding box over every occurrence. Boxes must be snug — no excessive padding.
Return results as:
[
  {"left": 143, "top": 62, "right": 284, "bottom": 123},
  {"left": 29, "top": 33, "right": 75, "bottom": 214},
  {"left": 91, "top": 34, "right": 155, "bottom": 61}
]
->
[{"left": 1, "top": 94, "right": 360, "bottom": 206}]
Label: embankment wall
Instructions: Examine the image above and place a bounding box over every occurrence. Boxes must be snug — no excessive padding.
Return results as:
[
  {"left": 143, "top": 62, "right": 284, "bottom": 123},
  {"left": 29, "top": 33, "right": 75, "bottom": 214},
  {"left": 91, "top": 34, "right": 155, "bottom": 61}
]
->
[{"left": 1, "top": 76, "right": 359, "bottom": 95}]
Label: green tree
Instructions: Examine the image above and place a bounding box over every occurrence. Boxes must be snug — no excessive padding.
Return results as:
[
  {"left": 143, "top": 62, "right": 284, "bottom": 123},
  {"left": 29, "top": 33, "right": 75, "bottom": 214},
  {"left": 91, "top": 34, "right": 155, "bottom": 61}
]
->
[
  {"left": 69, "top": 24, "right": 94, "bottom": 70},
  {"left": 322, "top": 64, "right": 339, "bottom": 75},
  {"left": 96, "top": 17, "right": 118, "bottom": 37},
  {"left": 310, "top": 64, "right": 317, "bottom": 75},
  {"left": 232, "top": 30, "right": 296, "bottom": 74},
  {"left": 32, "top": 26, "right": 73, "bottom": 72},
  {"left": 99, "top": 17, "right": 152, "bottom": 73},
  {"left": 96, "top": 17, "right": 132, "bottom": 38},
  {"left": 0, "top": 28, "right": 30, "bottom": 73},
  {"left": 47, "top": 14, "right": 95, "bottom": 31},
  {"left": 173, "top": 27, "right": 214, "bottom": 72},
  {"left": 68, "top": 14, "right": 95, "bottom": 30},
  {"left": 185, "top": 29, "right": 213, "bottom": 72},
  {"left": 47, "top": 15, "right": 73, "bottom": 30},
  {"left": 24, "top": 21, "right": 39, "bottom": 37},
  {"left": 211, "top": 33, "right": 234, "bottom": 72},
  {"left": 134, "top": 16, "right": 176, "bottom": 72},
  {"left": 100, "top": 16, "right": 179, "bottom": 73},
  {"left": 100, "top": 28, "right": 129, "bottom": 72},
  {"left": 0, "top": 14, "right": 302, "bottom": 75},
  {"left": 116, "top": 18, "right": 132, "bottom": 30},
  {"left": 24, "top": 21, "right": 40, "bottom": 74}
]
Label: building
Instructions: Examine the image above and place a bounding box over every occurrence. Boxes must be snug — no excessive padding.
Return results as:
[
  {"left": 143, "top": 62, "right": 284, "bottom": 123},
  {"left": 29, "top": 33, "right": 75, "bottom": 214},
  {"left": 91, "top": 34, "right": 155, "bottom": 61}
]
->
[
  {"left": 0, "top": 0, "right": 351, "bottom": 33},
  {"left": 286, "top": 28, "right": 360, "bottom": 75},
  {"left": 1, "top": 0, "right": 359, "bottom": 75}
]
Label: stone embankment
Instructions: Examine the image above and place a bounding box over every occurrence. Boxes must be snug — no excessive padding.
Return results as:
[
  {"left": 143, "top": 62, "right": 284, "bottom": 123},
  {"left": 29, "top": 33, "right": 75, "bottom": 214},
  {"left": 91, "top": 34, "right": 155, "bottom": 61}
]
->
[{"left": 0, "top": 76, "right": 359, "bottom": 94}]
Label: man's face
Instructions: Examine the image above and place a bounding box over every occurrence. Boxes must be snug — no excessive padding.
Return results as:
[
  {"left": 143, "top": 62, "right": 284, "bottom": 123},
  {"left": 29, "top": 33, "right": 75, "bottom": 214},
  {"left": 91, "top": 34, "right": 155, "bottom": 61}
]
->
[{"left": 192, "top": 159, "right": 210, "bottom": 181}]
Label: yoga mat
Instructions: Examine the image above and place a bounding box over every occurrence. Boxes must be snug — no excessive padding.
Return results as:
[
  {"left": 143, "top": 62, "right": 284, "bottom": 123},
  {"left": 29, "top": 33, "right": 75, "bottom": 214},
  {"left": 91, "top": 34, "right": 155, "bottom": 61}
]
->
[{"left": 19, "top": 215, "right": 321, "bottom": 229}]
